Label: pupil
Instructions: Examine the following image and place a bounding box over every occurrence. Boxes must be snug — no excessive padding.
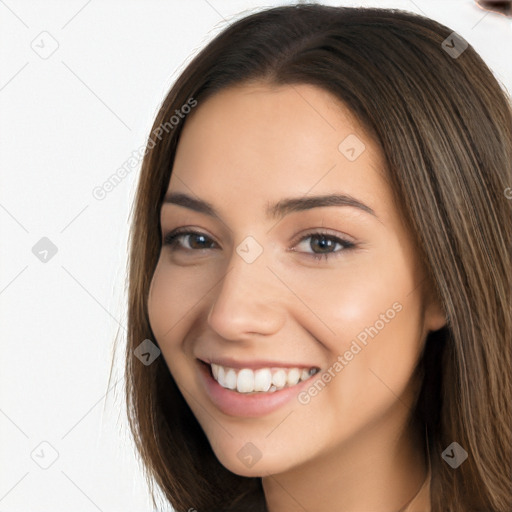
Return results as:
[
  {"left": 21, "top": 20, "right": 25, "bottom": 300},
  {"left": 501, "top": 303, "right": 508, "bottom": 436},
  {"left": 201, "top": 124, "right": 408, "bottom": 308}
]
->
[
  {"left": 313, "top": 235, "right": 333, "bottom": 253},
  {"left": 191, "top": 234, "right": 208, "bottom": 249}
]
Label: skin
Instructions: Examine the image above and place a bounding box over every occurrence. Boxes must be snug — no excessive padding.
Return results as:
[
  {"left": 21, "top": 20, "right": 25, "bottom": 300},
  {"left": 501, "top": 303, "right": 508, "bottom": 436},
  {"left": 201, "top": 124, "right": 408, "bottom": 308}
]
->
[{"left": 147, "top": 82, "right": 446, "bottom": 512}]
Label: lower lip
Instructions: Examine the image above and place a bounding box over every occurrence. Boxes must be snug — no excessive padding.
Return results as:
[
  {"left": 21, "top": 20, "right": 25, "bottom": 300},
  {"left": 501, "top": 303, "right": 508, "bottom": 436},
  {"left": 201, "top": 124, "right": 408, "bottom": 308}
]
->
[{"left": 197, "top": 360, "right": 317, "bottom": 418}]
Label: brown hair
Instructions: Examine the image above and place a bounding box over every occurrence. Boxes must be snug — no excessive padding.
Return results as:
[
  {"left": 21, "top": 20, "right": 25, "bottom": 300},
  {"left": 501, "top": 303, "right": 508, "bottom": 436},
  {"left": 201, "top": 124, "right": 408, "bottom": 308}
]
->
[{"left": 114, "top": 4, "right": 512, "bottom": 511}]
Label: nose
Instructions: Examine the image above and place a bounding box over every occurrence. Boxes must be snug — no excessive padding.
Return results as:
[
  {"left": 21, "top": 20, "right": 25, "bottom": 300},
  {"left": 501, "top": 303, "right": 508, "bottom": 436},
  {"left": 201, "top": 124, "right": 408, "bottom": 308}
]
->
[{"left": 206, "top": 248, "right": 286, "bottom": 340}]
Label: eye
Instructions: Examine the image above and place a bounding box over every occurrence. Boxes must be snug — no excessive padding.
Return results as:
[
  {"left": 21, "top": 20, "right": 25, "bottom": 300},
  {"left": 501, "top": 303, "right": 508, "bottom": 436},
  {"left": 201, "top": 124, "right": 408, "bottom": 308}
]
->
[
  {"left": 163, "top": 228, "right": 217, "bottom": 251},
  {"left": 162, "top": 227, "right": 356, "bottom": 262},
  {"left": 292, "top": 230, "right": 355, "bottom": 261}
]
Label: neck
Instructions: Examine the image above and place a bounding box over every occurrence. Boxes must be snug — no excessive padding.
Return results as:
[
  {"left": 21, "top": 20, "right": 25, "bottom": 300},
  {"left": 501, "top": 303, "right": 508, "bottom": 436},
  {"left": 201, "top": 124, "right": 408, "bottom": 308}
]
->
[{"left": 262, "top": 404, "right": 428, "bottom": 512}]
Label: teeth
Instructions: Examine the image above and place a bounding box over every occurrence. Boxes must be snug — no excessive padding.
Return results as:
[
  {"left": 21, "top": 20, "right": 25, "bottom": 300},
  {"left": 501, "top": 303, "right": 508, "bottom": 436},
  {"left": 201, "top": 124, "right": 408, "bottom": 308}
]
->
[
  {"left": 272, "top": 369, "right": 287, "bottom": 388},
  {"left": 237, "top": 369, "right": 254, "bottom": 393},
  {"left": 287, "top": 368, "right": 300, "bottom": 386},
  {"left": 254, "top": 368, "right": 272, "bottom": 392},
  {"left": 210, "top": 363, "right": 318, "bottom": 393},
  {"left": 217, "top": 365, "right": 225, "bottom": 387},
  {"left": 225, "top": 368, "right": 237, "bottom": 390}
]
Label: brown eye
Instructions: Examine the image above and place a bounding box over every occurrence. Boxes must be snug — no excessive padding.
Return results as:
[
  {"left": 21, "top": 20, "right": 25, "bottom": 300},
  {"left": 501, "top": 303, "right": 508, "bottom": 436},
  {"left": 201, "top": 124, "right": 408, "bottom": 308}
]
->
[
  {"left": 292, "top": 231, "right": 356, "bottom": 262},
  {"left": 163, "top": 229, "right": 217, "bottom": 250}
]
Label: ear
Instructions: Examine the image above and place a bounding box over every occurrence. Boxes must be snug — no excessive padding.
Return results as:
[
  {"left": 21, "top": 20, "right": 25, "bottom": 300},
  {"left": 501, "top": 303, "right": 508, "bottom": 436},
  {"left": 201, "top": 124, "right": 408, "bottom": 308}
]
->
[{"left": 423, "top": 285, "right": 447, "bottom": 332}]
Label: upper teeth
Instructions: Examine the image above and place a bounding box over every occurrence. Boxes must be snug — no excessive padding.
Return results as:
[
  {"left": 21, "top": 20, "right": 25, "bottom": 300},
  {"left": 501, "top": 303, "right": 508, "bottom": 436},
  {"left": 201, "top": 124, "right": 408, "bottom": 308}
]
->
[{"left": 211, "top": 364, "right": 319, "bottom": 393}]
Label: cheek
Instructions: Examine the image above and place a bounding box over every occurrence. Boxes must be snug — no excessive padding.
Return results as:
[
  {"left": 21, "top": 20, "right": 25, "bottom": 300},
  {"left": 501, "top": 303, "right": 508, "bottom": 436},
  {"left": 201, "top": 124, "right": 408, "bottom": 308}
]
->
[
  {"left": 285, "top": 248, "right": 425, "bottom": 420},
  {"left": 283, "top": 244, "right": 419, "bottom": 344},
  {"left": 147, "top": 259, "right": 206, "bottom": 373},
  {"left": 148, "top": 258, "right": 211, "bottom": 340},
  {"left": 316, "top": 302, "right": 425, "bottom": 441}
]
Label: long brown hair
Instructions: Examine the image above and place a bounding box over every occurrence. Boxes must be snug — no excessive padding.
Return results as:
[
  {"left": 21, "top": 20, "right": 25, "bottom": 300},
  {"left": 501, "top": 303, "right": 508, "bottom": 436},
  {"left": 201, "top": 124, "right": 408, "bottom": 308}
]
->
[{"left": 115, "top": 4, "right": 512, "bottom": 511}]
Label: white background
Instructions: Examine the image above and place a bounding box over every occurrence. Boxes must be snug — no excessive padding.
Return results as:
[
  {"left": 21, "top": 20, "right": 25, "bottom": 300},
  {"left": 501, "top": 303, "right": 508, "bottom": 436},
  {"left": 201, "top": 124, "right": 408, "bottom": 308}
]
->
[{"left": 0, "top": 1, "right": 510, "bottom": 511}]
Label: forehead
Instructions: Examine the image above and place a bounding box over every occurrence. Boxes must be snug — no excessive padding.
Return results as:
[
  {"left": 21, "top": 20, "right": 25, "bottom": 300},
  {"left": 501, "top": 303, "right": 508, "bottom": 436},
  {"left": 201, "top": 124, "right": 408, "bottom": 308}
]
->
[{"left": 168, "top": 83, "right": 390, "bottom": 218}]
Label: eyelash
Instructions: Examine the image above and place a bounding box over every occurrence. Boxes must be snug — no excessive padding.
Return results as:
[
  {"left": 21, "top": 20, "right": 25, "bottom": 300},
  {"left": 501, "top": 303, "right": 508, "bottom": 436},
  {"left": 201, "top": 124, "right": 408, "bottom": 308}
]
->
[{"left": 162, "top": 228, "right": 356, "bottom": 262}]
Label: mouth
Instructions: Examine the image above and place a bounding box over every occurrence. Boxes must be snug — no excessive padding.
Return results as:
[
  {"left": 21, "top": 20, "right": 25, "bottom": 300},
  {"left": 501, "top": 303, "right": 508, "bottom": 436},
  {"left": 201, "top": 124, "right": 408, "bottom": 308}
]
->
[
  {"left": 196, "top": 359, "right": 322, "bottom": 417},
  {"left": 196, "top": 358, "right": 320, "bottom": 418},
  {"left": 206, "top": 361, "right": 320, "bottom": 394}
]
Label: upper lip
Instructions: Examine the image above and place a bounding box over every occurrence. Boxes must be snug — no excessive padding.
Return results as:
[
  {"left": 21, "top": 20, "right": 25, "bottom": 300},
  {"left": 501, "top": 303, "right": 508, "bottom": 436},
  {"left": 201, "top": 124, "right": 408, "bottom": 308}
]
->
[{"left": 198, "top": 356, "right": 319, "bottom": 370}]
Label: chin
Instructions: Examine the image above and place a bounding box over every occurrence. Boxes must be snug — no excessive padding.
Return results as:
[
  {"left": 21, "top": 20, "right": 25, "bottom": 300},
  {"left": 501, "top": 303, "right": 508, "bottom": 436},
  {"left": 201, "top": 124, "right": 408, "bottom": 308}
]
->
[{"left": 208, "top": 438, "right": 304, "bottom": 478}]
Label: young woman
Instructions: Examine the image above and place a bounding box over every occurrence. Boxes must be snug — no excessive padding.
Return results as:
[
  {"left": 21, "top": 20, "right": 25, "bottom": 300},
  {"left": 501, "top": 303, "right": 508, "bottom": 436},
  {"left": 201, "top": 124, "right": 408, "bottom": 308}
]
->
[{"left": 121, "top": 4, "right": 512, "bottom": 511}]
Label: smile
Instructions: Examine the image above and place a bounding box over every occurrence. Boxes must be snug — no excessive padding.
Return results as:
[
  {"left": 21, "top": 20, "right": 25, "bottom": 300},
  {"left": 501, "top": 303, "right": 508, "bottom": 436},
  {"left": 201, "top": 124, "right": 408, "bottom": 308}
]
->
[
  {"left": 211, "top": 363, "right": 320, "bottom": 394},
  {"left": 197, "top": 359, "right": 322, "bottom": 417}
]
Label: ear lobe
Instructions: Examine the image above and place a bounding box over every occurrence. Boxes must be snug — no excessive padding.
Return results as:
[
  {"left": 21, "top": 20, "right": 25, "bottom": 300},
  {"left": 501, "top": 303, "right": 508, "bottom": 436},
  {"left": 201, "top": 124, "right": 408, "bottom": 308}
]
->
[
  {"left": 424, "top": 294, "right": 447, "bottom": 332},
  {"left": 426, "top": 307, "right": 447, "bottom": 332}
]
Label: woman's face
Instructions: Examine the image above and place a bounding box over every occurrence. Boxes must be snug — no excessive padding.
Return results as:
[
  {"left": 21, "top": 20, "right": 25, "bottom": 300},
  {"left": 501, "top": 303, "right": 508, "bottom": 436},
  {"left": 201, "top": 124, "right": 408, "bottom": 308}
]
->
[{"left": 147, "top": 83, "right": 446, "bottom": 477}]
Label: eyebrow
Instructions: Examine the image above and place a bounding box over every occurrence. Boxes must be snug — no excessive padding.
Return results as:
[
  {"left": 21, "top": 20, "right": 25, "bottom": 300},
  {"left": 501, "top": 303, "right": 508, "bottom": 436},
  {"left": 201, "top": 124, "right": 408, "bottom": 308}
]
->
[{"left": 162, "top": 192, "right": 377, "bottom": 220}]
